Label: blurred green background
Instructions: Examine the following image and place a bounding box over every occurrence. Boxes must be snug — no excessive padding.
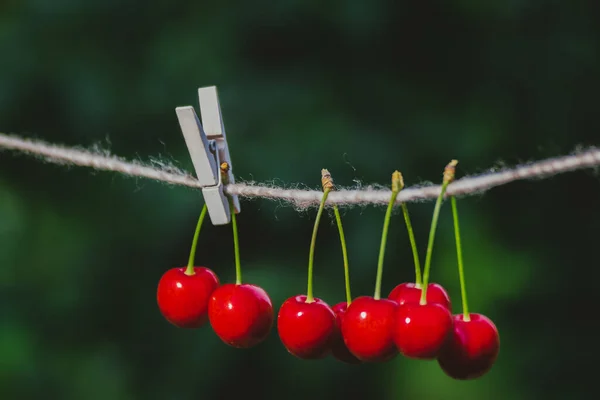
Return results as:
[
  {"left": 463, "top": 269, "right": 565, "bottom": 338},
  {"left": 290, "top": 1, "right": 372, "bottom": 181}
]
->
[{"left": 1, "top": 1, "right": 600, "bottom": 399}]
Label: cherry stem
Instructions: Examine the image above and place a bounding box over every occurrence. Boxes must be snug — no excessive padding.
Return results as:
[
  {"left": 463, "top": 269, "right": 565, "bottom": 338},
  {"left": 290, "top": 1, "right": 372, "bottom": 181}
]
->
[
  {"left": 420, "top": 160, "right": 457, "bottom": 305},
  {"left": 333, "top": 205, "right": 352, "bottom": 306},
  {"left": 306, "top": 188, "right": 331, "bottom": 303},
  {"left": 451, "top": 196, "right": 470, "bottom": 321},
  {"left": 231, "top": 203, "right": 242, "bottom": 285},
  {"left": 401, "top": 202, "right": 422, "bottom": 287},
  {"left": 374, "top": 171, "right": 401, "bottom": 300},
  {"left": 185, "top": 204, "right": 208, "bottom": 276},
  {"left": 219, "top": 161, "right": 242, "bottom": 285}
]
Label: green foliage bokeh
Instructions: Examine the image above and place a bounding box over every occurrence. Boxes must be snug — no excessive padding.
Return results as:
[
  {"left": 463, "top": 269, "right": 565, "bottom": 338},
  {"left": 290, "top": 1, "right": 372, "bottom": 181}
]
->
[{"left": 1, "top": 1, "right": 600, "bottom": 399}]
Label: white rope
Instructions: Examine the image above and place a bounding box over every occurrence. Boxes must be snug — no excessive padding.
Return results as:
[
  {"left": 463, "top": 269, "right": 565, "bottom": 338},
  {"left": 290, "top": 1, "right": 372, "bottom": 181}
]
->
[{"left": 1, "top": 132, "right": 599, "bottom": 207}]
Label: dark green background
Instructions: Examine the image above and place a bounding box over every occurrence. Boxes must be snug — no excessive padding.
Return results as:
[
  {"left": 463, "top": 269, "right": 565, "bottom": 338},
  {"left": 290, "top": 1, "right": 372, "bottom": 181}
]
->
[{"left": 1, "top": 1, "right": 599, "bottom": 399}]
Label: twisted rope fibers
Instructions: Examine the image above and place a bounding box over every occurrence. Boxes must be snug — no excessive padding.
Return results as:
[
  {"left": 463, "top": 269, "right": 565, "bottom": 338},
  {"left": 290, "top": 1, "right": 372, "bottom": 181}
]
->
[{"left": 1, "top": 132, "right": 599, "bottom": 208}]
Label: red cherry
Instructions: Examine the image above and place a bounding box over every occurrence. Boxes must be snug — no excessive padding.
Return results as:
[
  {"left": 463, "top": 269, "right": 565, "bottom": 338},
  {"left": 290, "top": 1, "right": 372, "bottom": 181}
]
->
[
  {"left": 277, "top": 295, "right": 336, "bottom": 359},
  {"left": 341, "top": 296, "right": 398, "bottom": 362},
  {"left": 438, "top": 313, "right": 500, "bottom": 380},
  {"left": 394, "top": 302, "right": 453, "bottom": 359},
  {"left": 331, "top": 302, "right": 362, "bottom": 364},
  {"left": 157, "top": 267, "right": 219, "bottom": 328},
  {"left": 208, "top": 283, "right": 274, "bottom": 348},
  {"left": 388, "top": 282, "right": 451, "bottom": 310}
]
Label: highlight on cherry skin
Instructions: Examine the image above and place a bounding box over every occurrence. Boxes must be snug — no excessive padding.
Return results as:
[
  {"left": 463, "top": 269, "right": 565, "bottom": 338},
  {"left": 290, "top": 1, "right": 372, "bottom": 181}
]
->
[
  {"left": 341, "top": 296, "right": 398, "bottom": 363},
  {"left": 437, "top": 313, "right": 500, "bottom": 380},
  {"left": 156, "top": 266, "right": 220, "bottom": 328},
  {"left": 331, "top": 302, "right": 362, "bottom": 364},
  {"left": 208, "top": 283, "right": 274, "bottom": 348},
  {"left": 388, "top": 282, "right": 451, "bottom": 310},
  {"left": 277, "top": 295, "right": 336, "bottom": 359}
]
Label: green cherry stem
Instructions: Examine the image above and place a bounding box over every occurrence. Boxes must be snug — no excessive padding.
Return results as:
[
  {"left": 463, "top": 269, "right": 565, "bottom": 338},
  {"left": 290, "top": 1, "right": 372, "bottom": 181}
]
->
[
  {"left": 374, "top": 171, "right": 402, "bottom": 300},
  {"left": 231, "top": 203, "right": 242, "bottom": 285},
  {"left": 420, "top": 160, "right": 458, "bottom": 305},
  {"left": 219, "top": 161, "right": 242, "bottom": 285},
  {"left": 395, "top": 171, "right": 422, "bottom": 287},
  {"left": 451, "top": 196, "right": 470, "bottom": 321},
  {"left": 322, "top": 169, "right": 353, "bottom": 306},
  {"left": 306, "top": 171, "right": 332, "bottom": 303},
  {"left": 185, "top": 203, "right": 208, "bottom": 276},
  {"left": 333, "top": 205, "right": 352, "bottom": 306},
  {"left": 401, "top": 203, "right": 422, "bottom": 286}
]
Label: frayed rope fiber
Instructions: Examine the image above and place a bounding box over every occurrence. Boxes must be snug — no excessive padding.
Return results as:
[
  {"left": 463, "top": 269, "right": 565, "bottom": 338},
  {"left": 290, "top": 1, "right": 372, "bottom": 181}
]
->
[{"left": 1, "top": 132, "right": 599, "bottom": 208}]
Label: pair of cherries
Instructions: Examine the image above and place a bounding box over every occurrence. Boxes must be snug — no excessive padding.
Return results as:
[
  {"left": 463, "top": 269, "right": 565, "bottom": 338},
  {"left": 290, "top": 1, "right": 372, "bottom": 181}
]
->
[
  {"left": 389, "top": 283, "right": 500, "bottom": 381},
  {"left": 157, "top": 266, "right": 274, "bottom": 348},
  {"left": 157, "top": 200, "right": 274, "bottom": 349}
]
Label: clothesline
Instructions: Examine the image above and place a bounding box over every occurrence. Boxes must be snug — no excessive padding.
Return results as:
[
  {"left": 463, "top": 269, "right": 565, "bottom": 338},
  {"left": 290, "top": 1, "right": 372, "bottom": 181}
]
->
[{"left": 1, "top": 132, "right": 599, "bottom": 208}]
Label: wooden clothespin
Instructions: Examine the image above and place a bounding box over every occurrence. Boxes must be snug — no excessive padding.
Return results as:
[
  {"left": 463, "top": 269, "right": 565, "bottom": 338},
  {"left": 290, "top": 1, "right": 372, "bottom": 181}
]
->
[{"left": 175, "top": 86, "right": 240, "bottom": 225}]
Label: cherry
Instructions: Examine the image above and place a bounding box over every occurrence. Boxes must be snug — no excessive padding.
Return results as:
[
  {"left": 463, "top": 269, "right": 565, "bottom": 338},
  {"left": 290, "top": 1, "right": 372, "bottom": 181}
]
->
[
  {"left": 157, "top": 204, "right": 219, "bottom": 328},
  {"left": 341, "top": 171, "right": 404, "bottom": 362},
  {"left": 277, "top": 172, "right": 337, "bottom": 359},
  {"left": 209, "top": 188, "right": 273, "bottom": 348},
  {"left": 393, "top": 302, "right": 452, "bottom": 359},
  {"left": 342, "top": 296, "right": 398, "bottom": 362},
  {"left": 277, "top": 295, "right": 336, "bottom": 359},
  {"left": 389, "top": 282, "right": 451, "bottom": 310},
  {"left": 331, "top": 302, "right": 361, "bottom": 364},
  {"left": 438, "top": 313, "right": 500, "bottom": 379},
  {"left": 437, "top": 169, "right": 500, "bottom": 379},
  {"left": 157, "top": 266, "right": 219, "bottom": 328},
  {"left": 392, "top": 161, "right": 457, "bottom": 358},
  {"left": 209, "top": 283, "right": 273, "bottom": 348}
]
